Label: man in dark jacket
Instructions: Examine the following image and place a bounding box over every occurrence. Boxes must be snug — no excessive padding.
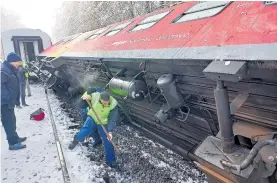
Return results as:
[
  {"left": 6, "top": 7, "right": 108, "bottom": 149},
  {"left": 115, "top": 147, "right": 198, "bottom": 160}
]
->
[
  {"left": 16, "top": 64, "right": 29, "bottom": 108},
  {"left": 1, "top": 52, "right": 27, "bottom": 150}
]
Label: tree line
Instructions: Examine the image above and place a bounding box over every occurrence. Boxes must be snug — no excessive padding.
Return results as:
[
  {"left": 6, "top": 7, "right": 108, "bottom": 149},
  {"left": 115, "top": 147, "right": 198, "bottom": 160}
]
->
[{"left": 52, "top": 1, "right": 182, "bottom": 42}]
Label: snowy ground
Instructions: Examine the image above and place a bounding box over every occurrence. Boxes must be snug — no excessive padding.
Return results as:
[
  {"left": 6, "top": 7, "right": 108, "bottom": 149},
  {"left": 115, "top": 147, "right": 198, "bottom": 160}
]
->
[
  {"left": 1, "top": 85, "right": 207, "bottom": 183},
  {"left": 1, "top": 85, "right": 63, "bottom": 183}
]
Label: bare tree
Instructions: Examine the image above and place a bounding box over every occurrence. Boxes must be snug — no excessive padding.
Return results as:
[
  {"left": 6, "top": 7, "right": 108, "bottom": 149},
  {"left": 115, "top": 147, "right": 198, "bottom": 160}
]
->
[{"left": 52, "top": 1, "right": 181, "bottom": 41}]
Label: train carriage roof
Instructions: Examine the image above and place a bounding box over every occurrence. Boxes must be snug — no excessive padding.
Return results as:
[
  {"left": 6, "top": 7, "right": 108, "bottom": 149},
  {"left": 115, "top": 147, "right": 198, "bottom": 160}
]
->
[{"left": 1, "top": 28, "right": 52, "bottom": 58}]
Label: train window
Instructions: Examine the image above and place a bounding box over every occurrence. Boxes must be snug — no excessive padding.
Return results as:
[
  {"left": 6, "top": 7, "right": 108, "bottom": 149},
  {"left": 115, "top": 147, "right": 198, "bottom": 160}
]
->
[
  {"left": 105, "top": 21, "right": 132, "bottom": 36},
  {"left": 94, "top": 27, "right": 108, "bottom": 35},
  {"left": 264, "top": 1, "right": 277, "bottom": 5},
  {"left": 53, "top": 33, "right": 81, "bottom": 45},
  {"left": 87, "top": 27, "right": 109, "bottom": 40},
  {"left": 62, "top": 38, "right": 71, "bottom": 44},
  {"left": 174, "top": 1, "right": 230, "bottom": 23},
  {"left": 141, "top": 11, "right": 169, "bottom": 24},
  {"left": 132, "top": 22, "right": 156, "bottom": 31},
  {"left": 130, "top": 11, "right": 170, "bottom": 31},
  {"left": 113, "top": 21, "right": 132, "bottom": 30},
  {"left": 53, "top": 36, "right": 70, "bottom": 46},
  {"left": 63, "top": 34, "right": 80, "bottom": 44},
  {"left": 106, "top": 30, "right": 120, "bottom": 36},
  {"left": 53, "top": 39, "right": 63, "bottom": 46},
  {"left": 87, "top": 34, "right": 98, "bottom": 40}
]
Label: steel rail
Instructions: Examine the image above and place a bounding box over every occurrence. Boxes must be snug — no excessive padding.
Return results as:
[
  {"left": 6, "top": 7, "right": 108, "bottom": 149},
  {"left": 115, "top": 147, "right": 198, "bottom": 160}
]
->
[{"left": 44, "top": 85, "right": 71, "bottom": 183}]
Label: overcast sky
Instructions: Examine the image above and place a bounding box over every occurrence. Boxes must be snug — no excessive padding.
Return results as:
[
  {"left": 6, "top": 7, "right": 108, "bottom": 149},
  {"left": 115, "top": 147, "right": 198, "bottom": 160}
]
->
[{"left": 0, "top": 0, "right": 63, "bottom": 38}]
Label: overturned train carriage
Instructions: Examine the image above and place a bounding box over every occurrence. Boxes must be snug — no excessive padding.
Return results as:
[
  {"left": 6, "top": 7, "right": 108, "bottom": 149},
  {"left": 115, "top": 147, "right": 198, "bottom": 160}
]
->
[{"left": 33, "top": 1, "right": 277, "bottom": 183}]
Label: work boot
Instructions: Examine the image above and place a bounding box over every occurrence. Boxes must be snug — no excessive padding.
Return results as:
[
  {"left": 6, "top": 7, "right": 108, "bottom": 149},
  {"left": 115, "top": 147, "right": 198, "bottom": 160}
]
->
[
  {"left": 68, "top": 135, "right": 79, "bottom": 150},
  {"left": 68, "top": 140, "right": 79, "bottom": 150},
  {"left": 17, "top": 137, "right": 27, "bottom": 143},
  {"left": 22, "top": 104, "right": 29, "bottom": 107},
  {"left": 9, "top": 143, "right": 26, "bottom": 150}
]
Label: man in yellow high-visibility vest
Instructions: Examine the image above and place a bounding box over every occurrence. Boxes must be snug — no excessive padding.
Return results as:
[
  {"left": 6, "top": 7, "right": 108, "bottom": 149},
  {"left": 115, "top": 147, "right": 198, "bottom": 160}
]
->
[{"left": 68, "top": 91, "right": 120, "bottom": 168}]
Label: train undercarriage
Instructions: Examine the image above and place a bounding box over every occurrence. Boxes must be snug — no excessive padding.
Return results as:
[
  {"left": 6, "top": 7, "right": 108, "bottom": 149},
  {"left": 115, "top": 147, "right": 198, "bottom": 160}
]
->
[{"left": 30, "top": 55, "right": 277, "bottom": 183}]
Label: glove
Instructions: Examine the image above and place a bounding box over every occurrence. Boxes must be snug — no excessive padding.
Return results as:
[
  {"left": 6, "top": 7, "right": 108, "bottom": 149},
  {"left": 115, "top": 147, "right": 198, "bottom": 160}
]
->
[
  {"left": 107, "top": 132, "right": 112, "bottom": 141},
  {"left": 82, "top": 95, "right": 91, "bottom": 101}
]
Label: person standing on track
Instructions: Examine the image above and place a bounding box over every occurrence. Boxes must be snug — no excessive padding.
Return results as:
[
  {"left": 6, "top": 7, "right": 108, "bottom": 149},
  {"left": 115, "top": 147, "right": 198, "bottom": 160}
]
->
[
  {"left": 1, "top": 52, "right": 27, "bottom": 150},
  {"left": 16, "top": 63, "right": 29, "bottom": 108},
  {"left": 68, "top": 90, "right": 119, "bottom": 168}
]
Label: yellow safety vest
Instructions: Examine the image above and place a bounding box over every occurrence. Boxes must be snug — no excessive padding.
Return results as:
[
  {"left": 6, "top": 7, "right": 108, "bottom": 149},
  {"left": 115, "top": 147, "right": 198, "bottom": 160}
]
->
[
  {"left": 83, "top": 92, "right": 117, "bottom": 125},
  {"left": 23, "top": 63, "right": 29, "bottom": 78}
]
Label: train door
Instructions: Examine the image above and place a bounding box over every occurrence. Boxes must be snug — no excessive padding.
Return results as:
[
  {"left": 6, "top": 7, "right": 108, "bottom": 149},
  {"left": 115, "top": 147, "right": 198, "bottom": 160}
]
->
[
  {"left": 24, "top": 41, "right": 35, "bottom": 61},
  {"left": 18, "top": 40, "right": 40, "bottom": 62},
  {"left": 11, "top": 36, "right": 44, "bottom": 62},
  {"left": 19, "top": 41, "right": 26, "bottom": 61}
]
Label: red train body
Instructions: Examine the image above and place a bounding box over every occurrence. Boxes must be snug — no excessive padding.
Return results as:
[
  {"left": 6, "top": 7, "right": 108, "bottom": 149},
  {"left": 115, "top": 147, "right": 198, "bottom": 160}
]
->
[{"left": 41, "top": 1, "right": 277, "bottom": 61}]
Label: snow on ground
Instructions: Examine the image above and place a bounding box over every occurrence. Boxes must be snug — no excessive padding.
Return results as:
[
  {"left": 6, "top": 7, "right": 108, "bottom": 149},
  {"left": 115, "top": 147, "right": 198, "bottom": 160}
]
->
[
  {"left": 1, "top": 85, "right": 63, "bottom": 183},
  {"left": 1, "top": 85, "right": 207, "bottom": 183}
]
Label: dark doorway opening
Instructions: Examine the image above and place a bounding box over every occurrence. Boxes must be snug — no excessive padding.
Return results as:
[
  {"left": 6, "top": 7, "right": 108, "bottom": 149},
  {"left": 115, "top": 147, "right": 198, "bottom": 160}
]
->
[
  {"left": 11, "top": 36, "right": 43, "bottom": 60},
  {"left": 24, "top": 42, "right": 36, "bottom": 61}
]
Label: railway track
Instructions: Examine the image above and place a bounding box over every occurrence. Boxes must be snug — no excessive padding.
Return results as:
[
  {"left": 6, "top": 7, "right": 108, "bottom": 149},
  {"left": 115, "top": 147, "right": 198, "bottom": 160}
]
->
[{"left": 44, "top": 86, "right": 71, "bottom": 183}]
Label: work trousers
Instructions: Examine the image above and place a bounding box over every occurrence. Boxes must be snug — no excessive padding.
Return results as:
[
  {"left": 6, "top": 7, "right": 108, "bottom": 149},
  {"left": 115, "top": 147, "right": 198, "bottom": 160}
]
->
[
  {"left": 76, "top": 117, "right": 116, "bottom": 165},
  {"left": 26, "top": 78, "right": 31, "bottom": 96},
  {"left": 1, "top": 105, "right": 19, "bottom": 145},
  {"left": 81, "top": 108, "right": 88, "bottom": 123},
  {"left": 19, "top": 81, "right": 26, "bottom": 105}
]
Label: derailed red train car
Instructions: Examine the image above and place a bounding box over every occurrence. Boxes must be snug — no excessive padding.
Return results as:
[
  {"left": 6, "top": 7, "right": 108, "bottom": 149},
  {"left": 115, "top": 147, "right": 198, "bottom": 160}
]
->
[{"left": 35, "top": 2, "right": 277, "bottom": 183}]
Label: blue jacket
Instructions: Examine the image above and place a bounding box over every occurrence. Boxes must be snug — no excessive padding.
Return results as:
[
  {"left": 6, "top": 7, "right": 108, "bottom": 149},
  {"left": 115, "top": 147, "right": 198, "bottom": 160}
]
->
[{"left": 1, "top": 61, "right": 20, "bottom": 107}]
